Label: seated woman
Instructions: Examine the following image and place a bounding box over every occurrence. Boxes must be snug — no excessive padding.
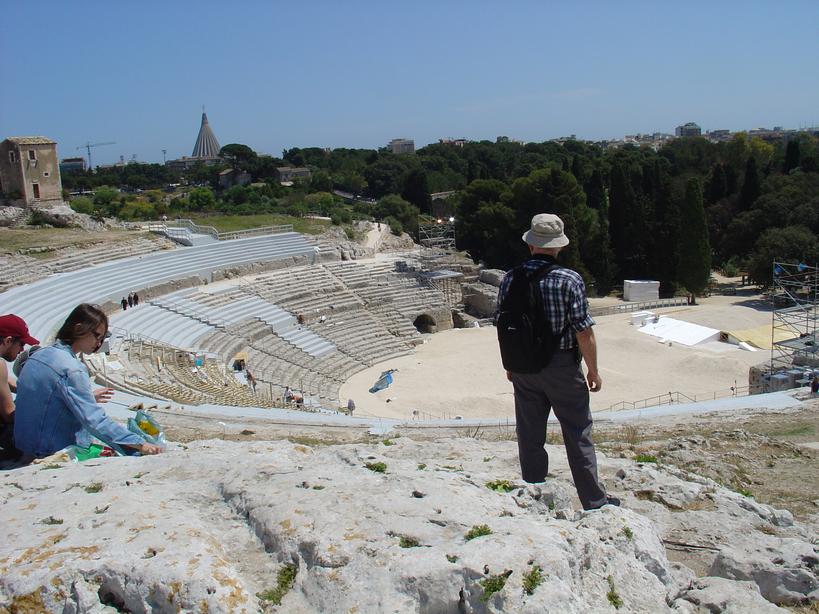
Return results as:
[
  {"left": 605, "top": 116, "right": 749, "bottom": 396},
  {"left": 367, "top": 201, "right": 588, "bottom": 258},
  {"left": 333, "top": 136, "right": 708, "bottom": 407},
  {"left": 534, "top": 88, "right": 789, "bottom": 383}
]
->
[{"left": 14, "top": 304, "right": 162, "bottom": 458}]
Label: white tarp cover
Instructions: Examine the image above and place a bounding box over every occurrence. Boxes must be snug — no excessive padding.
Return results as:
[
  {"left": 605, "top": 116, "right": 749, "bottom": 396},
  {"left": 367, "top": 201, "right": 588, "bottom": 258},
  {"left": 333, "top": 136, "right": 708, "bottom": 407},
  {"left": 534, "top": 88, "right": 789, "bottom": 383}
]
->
[
  {"left": 624, "top": 280, "right": 660, "bottom": 302},
  {"left": 637, "top": 317, "right": 721, "bottom": 347}
]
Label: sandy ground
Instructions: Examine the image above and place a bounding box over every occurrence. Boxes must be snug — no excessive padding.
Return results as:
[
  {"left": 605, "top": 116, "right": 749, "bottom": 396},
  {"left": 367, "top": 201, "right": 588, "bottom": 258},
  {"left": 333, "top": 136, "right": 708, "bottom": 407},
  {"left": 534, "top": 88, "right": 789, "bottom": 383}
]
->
[{"left": 340, "top": 293, "right": 774, "bottom": 421}]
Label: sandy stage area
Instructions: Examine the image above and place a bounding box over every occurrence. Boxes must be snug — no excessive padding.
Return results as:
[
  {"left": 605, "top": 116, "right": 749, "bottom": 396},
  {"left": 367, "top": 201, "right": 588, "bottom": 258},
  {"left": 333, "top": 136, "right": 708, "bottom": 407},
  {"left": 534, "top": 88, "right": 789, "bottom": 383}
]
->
[{"left": 339, "top": 294, "right": 774, "bottom": 420}]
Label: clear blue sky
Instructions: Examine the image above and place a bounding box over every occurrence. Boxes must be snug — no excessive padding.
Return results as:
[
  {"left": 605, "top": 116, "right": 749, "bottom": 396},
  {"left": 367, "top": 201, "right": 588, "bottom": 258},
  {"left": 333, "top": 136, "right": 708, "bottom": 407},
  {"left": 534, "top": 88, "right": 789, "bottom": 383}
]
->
[{"left": 2, "top": 1, "right": 817, "bottom": 166}]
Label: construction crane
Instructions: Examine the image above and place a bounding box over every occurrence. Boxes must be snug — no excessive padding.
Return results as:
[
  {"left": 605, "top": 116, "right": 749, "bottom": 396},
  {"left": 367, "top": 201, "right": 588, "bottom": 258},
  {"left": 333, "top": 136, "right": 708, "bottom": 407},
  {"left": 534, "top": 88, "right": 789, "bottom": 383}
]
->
[{"left": 76, "top": 141, "right": 115, "bottom": 171}]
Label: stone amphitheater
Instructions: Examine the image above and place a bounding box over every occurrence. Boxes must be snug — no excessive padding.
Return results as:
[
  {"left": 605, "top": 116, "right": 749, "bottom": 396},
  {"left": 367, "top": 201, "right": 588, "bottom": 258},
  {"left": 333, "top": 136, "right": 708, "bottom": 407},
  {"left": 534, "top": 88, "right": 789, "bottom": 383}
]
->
[{"left": 1, "top": 222, "right": 460, "bottom": 414}]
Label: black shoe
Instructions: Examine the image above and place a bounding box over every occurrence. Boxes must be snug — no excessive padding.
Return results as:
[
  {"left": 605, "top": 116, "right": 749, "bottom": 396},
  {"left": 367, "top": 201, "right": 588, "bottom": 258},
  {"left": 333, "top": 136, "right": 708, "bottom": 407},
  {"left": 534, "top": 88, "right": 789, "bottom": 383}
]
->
[{"left": 586, "top": 495, "right": 620, "bottom": 511}]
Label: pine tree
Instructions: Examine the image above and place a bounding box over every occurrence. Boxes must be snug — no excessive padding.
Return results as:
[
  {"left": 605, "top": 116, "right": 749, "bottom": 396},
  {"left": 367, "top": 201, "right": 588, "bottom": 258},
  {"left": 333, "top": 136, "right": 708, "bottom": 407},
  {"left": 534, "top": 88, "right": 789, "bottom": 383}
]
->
[{"left": 678, "top": 178, "right": 711, "bottom": 304}]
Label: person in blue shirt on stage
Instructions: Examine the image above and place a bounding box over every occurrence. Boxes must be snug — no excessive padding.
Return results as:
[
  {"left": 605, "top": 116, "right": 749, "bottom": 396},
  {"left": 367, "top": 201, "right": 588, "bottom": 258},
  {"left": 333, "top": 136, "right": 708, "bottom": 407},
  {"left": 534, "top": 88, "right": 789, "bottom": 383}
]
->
[{"left": 14, "top": 303, "right": 163, "bottom": 458}]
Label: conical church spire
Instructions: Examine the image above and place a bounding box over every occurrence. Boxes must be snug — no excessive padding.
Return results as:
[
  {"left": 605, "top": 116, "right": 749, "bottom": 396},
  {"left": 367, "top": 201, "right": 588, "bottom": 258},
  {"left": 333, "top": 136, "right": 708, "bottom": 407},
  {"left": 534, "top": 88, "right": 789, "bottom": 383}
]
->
[{"left": 192, "top": 111, "right": 221, "bottom": 158}]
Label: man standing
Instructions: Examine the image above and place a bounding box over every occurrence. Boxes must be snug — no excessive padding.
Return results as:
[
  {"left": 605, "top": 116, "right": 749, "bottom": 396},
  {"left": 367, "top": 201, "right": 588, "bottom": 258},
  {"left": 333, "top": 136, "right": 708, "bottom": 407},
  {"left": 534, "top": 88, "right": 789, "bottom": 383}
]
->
[
  {"left": 496, "top": 214, "right": 618, "bottom": 511},
  {"left": 0, "top": 314, "right": 40, "bottom": 459}
]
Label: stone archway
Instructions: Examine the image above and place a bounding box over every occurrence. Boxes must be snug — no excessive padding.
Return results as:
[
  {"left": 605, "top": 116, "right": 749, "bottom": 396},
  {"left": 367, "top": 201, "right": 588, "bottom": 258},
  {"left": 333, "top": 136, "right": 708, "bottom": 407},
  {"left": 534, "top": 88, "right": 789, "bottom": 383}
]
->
[{"left": 413, "top": 313, "right": 437, "bottom": 334}]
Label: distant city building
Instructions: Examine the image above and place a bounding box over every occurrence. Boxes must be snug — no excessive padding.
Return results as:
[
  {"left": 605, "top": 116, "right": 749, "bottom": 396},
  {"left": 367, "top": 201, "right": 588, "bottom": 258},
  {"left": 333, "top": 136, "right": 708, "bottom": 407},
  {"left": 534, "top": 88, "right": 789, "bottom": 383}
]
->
[
  {"left": 59, "top": 156, "right": 87, "bottom": 173},
  {"left": 276, "top": 167, "right": 311, "bottom": 184},
  {"left": 439, "top": 137, "right": 468, "bottom": 147},
  {"left": 166, "top": 111, "right": 223, "bottom": 171},
  {"left": 705, "top": 129, "right": 732, "bottom": 142},
  {"left": 0, "top": 136, "right": 63, "bottom": 207},
  {"left": 389, "top": 138, "right": 415, "bottom": 154},
  {"left": 675, "top": 122, "right": 702, "bottom": 137}
]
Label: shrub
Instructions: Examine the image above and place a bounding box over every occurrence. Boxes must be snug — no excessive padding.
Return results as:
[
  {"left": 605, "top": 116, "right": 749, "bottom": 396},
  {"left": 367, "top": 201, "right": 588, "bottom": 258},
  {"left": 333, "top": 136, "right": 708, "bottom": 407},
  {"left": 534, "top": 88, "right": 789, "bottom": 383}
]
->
[
  {"left": 634, "top": 453, "right": 658, "bottom": 463},
  {"left": 398, "top": 535, "right": 420, "bottom": 548},
  {"left": 606, "top": 576, "right": 623, "bottom": 609},
  {"left": 479, "top": 571, "right": 512, "bottom": 603}
]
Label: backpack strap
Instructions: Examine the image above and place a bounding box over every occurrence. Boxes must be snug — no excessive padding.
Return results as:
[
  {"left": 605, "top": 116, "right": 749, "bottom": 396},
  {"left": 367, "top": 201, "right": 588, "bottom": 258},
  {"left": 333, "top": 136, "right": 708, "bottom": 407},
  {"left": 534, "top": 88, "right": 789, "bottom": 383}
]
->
[{"left": 526, "top": 262, "right": 574, "bottom": 351}]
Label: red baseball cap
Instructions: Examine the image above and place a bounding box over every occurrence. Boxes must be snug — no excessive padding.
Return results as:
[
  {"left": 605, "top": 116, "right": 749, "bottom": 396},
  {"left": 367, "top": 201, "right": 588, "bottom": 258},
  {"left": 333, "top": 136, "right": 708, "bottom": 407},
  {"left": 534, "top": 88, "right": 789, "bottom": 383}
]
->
[{"left": 0, "top": 314, "right": 40, "bottom": 346}]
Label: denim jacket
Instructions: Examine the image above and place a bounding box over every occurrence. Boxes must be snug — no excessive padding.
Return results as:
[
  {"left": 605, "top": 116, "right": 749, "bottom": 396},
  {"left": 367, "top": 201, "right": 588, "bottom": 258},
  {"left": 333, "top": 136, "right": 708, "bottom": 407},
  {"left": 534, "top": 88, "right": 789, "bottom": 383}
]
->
[{"left": 14, "top": 340, "right": 144, "bottom": 457}]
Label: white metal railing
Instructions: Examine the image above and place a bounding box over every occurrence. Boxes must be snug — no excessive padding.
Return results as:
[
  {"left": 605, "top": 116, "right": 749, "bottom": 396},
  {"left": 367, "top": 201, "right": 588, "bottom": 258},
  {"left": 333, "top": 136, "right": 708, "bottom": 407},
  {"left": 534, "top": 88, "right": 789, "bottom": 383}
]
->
[
  {"left": 590, "top": 297, "right": 689, "bottom": 317},
  {"left": 604, "top": 385, "right": 751, "bottom": 413}
]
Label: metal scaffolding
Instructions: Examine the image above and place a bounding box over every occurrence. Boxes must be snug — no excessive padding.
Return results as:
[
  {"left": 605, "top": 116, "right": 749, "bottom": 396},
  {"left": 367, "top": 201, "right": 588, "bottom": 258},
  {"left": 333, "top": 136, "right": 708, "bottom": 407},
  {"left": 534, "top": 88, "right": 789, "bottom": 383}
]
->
[{"left": 770, "top": 261, "right": 818, "bottom": 374}]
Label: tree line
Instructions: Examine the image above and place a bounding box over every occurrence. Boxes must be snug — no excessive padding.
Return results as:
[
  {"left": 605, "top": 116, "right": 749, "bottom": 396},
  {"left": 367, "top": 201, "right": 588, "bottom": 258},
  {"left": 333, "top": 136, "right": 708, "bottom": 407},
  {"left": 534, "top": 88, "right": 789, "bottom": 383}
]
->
[{"left": 57, "top": 133, "right": 819, "bottom": 294}]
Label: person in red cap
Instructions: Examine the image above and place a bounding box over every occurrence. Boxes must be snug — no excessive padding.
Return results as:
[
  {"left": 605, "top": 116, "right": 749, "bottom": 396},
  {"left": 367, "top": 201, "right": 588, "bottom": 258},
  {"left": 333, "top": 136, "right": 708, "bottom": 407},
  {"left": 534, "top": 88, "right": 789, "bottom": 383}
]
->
[{"left": 0, "top": 314, "right": 40, "bottom": 459}]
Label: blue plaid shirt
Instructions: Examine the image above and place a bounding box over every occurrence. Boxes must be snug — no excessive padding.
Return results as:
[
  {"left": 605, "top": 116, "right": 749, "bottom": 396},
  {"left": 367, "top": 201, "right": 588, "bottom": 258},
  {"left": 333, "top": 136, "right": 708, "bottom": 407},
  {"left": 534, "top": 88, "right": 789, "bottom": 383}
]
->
[{"left": 495, "top": 255, "right": 595, "bottom": 350}]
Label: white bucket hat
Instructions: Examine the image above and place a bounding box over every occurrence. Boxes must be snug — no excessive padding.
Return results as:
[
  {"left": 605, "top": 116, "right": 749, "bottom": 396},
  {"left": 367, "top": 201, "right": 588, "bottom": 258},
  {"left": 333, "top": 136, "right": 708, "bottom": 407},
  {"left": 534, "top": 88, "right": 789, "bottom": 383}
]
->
[{"left": 522, "top": 213, "right": 569, "bottom": 248}]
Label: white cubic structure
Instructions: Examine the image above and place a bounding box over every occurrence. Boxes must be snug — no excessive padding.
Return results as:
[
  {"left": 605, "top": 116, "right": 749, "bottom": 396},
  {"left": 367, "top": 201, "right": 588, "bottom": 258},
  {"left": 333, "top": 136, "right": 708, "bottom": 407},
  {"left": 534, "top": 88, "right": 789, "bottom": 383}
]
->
[{"left": 623, "top": 280, "right": 660, "bottom": 302}]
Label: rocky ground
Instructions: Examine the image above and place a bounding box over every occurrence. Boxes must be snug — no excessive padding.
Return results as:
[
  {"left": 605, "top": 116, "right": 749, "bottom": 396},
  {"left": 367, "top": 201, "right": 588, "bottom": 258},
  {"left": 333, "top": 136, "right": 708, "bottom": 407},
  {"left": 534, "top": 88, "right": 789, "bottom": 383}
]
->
[{"left": 3, "top": 406, "right": 816, "bottom": 613}]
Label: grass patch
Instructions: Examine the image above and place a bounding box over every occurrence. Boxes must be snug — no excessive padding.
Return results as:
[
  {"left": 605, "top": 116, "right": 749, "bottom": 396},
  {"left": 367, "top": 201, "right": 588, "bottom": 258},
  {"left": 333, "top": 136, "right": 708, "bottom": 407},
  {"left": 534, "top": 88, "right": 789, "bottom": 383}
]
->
[
  {"left": 311, "top": 485, "right": 325, "bottom": 490},
  {"left": 381, "top": 439, "right": 395, "bottom": 446},
  {"left": 522, "top": 565, "right": 543, "bottom": 595},
  {"left": 40, "top": 516, "right": 63, "bottom": 525},
  {"left": 485, "top": 479, "right": 516, "bottom": 493},
  {"left": 622, "top": 526, "right": 634, "bottom": 540},
  {"left": 735, "top": 487, "right": 754, "bottom": 498},
  {"left": 193, "top": 214, "right": 330, "bottom": 235},
  {"left": 765, "top": 423, "right": 815, "bottom": 438},
  {"left": 634, "top": 453, "right": 658, "bottom": 463},
  {"left": 257, "top": 563, "right": 297, "bottom": 605},
  {"left": 84, "top": 482, "right": 103, "bottom": 494},
  {"left": 465, "top": 524, "right": 492, "bottom": 541},
  {"left": 607, "top": 575, "right": 623, "bottom": 609},
  {"left": 398, "top": 535, "right": 420, "bottom": 548},
  {"left": 479, "top": 570, "right": 512, "bottom": 603},
  {"left": 365, "top": 462, "right": 387, "bottom": 473},
  {"left": 446, "top": 554, "right": 458, "bottom": 563},
  {"left": 38, "top": 463, "right": 63, "bottom": 470},
  {"left": 417, "top": 463, "right": 427, "bottom": 470}
]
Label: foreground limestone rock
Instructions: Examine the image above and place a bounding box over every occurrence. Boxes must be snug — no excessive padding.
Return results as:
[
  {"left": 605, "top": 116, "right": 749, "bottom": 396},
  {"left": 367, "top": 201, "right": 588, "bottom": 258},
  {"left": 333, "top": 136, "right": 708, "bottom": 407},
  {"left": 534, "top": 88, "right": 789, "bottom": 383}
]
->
[{"left": 1, "top": 438, "right": 815, "bottom": 613}]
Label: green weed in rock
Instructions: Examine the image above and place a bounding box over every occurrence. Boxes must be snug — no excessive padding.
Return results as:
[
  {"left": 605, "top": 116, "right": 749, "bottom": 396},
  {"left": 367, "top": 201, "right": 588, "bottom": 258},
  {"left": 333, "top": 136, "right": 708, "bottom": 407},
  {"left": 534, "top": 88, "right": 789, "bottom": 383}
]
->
[
  {"left": 365, "top": 462, "right": 387, "bottom": 473},
  {"left": 607, "top": 576, "right": 623, "bottom": 609},
  {"left": 479, "top": 570, "right": 512, "bottom": 603},
  {"left": 398, "top": 535, "right": 420, "bottom": 548},
  {"left": 257, "top": 563, "right": 297, "bottom": 605},
  {"left": 465, "top": 524, "right": 492, "bottom": 541},
  {"left": 84, "top": 482, "right": 103, "bottom": 493},
  {"left": 622, "top": 527, "right": 634, "bottom": 540},
  {"left": 522, "top": 565, "right": 543, "bottom": 595},
  {"left": 485, "top": 480, "right": 515, "bottom": 493},
  {"left": 634, "top": 453, "right": 658, "bottom": 463}
]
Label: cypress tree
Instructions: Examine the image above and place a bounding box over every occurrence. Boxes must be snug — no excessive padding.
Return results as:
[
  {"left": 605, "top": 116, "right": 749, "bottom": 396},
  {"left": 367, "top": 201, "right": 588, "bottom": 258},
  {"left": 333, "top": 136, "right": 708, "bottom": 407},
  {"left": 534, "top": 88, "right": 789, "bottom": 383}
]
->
[
  {"left": 739, "top": 156, "right": 761, "bottom": 211},
  {"left": 585, "top": 168, "right": 606, "bottom": 210},
  {"left": 706, "top": 163, "right": 727, "bottom": 203},
  {"left": 783, "top": 139, "right": 800, "bottom": 174},
  {"left": 678, "top": 178, "right": 711, "bottom": 304}
]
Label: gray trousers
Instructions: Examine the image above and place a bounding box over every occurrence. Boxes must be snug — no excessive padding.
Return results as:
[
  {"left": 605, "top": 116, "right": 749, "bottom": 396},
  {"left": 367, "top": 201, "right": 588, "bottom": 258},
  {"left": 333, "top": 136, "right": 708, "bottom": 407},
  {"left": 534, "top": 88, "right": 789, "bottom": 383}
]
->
[{"left": 511, "top": 350, "right": 607, "bottom": 510}]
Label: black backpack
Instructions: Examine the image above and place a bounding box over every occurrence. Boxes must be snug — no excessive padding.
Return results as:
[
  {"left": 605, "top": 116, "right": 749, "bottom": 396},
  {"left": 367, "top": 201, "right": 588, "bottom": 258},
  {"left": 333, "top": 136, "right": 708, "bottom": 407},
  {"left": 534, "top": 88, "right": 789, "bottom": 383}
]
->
[{"left": 496, "top": 263, "right": 563, "bottom": 374}]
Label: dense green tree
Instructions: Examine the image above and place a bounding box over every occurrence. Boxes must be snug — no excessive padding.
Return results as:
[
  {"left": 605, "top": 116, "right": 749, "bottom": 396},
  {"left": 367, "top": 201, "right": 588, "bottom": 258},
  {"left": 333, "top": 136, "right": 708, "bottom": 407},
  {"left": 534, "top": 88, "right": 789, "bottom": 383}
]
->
[
  {"left": 783, "top": 139, "right": 801, "bottom": 174},
  {"left": 739, "top": 156, "right": 761, "bottom": 211},
  {"left": 310, "top": 170, "right": 333, "bottom": 193},
  {"left": 705, "top": 163, "right": 728, "bottom": 203},
  {"left": 454, "top": 179, "right": 509, "bottom": 261},
  {"left": 507, "top": 168, "right": 591, "bottom": 279},
  {"left": 188, "top": 187, "right": 216, "bottom": 211},
  {"left": 374, "top": 195, "right": 419, "bottom": 237},
  {"left": 677, "top": 178, "right": 711, "bottom": 303},
  {"left": 219, "top": 144, "right": 257, "bottom": 169},
  {"left": 363, "top": 156, "right": 413, "bottom": 199},
  {"left": 401, "top": 168, "right": 432, "bottom": 212},
  {"left": 747, "top": 225, "right": 819, "bottom": 287}
]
